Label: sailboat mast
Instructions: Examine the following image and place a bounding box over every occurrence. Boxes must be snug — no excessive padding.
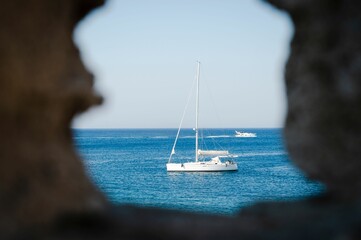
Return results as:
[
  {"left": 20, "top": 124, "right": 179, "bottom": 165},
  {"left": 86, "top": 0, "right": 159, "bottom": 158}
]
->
[{"left": 195, "top": 61, "right": 200, "bottom": 162}]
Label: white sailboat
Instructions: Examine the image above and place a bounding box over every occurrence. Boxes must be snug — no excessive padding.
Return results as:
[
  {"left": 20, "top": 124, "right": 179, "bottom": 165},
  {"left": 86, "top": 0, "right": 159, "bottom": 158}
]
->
[{"left": 166, "top": 62, "right": 238, "bottom": 172}]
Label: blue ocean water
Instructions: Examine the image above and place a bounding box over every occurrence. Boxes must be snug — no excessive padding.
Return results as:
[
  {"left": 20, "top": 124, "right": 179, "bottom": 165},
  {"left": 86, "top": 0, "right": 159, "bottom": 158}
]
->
[{"left": 73, "top": 128, "right": 323, "bottom": 215}]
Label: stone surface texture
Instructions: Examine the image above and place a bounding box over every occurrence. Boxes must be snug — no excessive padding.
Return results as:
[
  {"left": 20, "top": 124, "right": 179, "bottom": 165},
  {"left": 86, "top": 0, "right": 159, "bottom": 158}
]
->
[
  {"left": 0, "top": 0, "right": 107, "bottom": 236},
  {"left": 0, "top": 0, "right": 361, "bottom": 239},
  {"left": 268, "top": 0, "right": 361, "bottom": 198}
]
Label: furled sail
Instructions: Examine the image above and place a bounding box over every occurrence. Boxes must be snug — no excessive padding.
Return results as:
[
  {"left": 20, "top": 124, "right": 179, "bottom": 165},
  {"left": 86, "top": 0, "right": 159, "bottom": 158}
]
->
[{"left": 198, "top": 150, "right": 229, "bottom": 156}]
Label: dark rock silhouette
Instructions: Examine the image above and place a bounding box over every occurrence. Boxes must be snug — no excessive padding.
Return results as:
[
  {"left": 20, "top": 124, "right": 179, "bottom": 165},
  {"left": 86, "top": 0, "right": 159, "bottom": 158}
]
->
[
  {"left": 0, "top": 0, "right": 107, "bottom": 237},
  {"left": 0, "top": 0, "right": 360, "bottom": 239},
  {"left": 269, "top": 0, "right": 361, "bottom": 200}
]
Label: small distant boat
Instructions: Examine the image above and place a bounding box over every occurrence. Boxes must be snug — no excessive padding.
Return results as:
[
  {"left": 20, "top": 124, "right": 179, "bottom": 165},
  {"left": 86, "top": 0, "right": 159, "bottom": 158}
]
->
[
  {"left": 166, "top": 62, "right": 237, "bottom": 172},
  {"left": 235, "top": 130, "right": 257, "bottom": 138}
]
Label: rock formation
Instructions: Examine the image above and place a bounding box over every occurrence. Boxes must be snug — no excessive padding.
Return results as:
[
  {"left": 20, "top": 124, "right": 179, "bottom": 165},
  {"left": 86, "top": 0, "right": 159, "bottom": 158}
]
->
[
  {"left": 0, "top": 0, "right": 360, "bottom": 239},
  {"left": 0, "top": 0, "right": 107, "bottom": 236},
  {"left": 268, "top": 0, "right": 361, "bottom": 199}
]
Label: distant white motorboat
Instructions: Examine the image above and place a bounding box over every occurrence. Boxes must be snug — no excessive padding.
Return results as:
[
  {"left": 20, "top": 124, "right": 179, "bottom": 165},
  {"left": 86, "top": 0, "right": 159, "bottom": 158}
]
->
[
  {"left": 235, "top": 130, "right": 257, "bottom": 138},
  {"left": 166, "top": 62, "right": 238, "bottom": 172}
]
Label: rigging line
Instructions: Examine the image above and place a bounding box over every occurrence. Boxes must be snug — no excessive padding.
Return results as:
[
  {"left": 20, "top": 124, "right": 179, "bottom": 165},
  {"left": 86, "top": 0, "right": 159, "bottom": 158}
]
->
[
  {"left": 206, "top": 128, "right": 225, "bottom": 151},
  {"left": 168, "top": 77, "right": 196, "bottom": 163},
  {"left": 202, "top": 70, "right": 221, "bottom": 124},
  {"left": 202, "top": 69, "right": 231, "bottom": 150}
]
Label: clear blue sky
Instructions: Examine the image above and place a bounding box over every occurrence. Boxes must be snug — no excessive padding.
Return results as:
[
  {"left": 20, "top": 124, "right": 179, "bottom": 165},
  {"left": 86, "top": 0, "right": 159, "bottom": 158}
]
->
[{"left": 73, "top": 0, "right": 292, "bottom": 128}]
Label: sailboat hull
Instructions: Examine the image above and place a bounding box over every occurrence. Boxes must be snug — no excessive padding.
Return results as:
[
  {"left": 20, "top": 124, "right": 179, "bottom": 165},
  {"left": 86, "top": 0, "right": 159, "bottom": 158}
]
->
[{"left": 166, "top": 162, "right": 238, "bottom": 172}]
